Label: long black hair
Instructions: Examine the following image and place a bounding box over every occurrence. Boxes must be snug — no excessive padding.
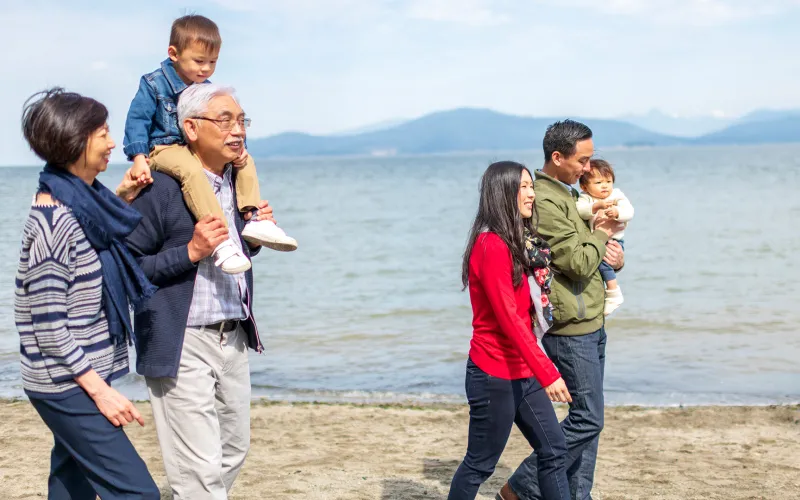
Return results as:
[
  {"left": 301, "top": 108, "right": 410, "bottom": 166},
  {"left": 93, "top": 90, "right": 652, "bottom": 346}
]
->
[{"left": 462, "top": 161, "right": 536, "bottom": 289}]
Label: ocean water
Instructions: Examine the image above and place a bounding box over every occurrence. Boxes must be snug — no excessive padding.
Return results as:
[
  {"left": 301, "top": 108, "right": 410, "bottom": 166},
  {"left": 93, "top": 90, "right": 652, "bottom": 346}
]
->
[{"left": 1, "top": 145, "right": 799, "bottom": 406}]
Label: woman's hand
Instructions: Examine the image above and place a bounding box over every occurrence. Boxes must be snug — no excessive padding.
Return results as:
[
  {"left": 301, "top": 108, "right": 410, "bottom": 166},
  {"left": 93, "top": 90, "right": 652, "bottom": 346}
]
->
[
  {"left": 116, "top": 163, "right": 153, "bottom": 204},
  {"left": 545, "top": 377, "right": 572, "bottom": 404},
  {"left": 92, "top": 385, "right": 145, "bottom": 427},
  {"left": 75, "top": 369, "right": 145, "bottom": 427}
]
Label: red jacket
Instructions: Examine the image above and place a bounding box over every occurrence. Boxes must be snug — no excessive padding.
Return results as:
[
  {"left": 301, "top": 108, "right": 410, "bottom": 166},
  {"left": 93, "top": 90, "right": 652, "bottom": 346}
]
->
[{"left": 467, "top": 232, "right": 560, "bottom": 386}]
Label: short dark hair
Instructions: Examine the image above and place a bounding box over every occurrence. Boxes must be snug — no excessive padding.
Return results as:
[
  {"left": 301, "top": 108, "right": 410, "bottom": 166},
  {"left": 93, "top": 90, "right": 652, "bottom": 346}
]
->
[
  {"left": 170, "top": 15, "right": 221, "bottom": 53},
  {"left": 543, "top": 119, "right": 593, "bottom": 163},
  {"left": 580, "top": 159, "right": 616, "bottom": 190},
  {"left": 21, "top": 88, "right": 108, "bottom": 169}
]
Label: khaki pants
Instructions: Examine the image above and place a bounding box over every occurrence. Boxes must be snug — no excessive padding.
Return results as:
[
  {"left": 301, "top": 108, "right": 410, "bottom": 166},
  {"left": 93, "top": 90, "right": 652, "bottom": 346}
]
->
[
  {"left": 146, "top": 325, "right": 252, "bottom": 500},
  {"left": 150, "top": 144, "right": 262, "bottom": 227}
]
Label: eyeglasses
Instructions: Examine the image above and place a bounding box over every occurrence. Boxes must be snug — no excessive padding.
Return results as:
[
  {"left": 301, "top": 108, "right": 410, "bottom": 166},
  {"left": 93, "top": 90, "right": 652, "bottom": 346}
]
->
[{"left": 191, "top": 116, "right": 252, "bottom": 131}]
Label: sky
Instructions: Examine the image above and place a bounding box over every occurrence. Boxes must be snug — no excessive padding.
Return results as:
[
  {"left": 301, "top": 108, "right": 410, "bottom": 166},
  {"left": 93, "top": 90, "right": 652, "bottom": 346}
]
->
[{"left": 2, "top": 0, "right": 800, "bottom": 166}]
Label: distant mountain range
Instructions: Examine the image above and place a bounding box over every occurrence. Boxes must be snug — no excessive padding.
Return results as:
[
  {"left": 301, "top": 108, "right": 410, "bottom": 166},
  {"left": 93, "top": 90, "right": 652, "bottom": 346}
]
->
[
  {"left": 618, "top": 109, "right": 733, "bottom": 137},
  {"left": 248, "top": 107, "right": 800, "bottom": 158}
]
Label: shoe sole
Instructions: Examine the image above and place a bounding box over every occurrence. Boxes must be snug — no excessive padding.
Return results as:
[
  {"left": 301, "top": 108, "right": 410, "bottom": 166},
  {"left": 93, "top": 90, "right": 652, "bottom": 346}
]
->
[
  {"left": 242, "top": 234, "right": 298, "bottom": 252},
  {"left": 221, "top": 262, "right": 252, "bottom": 274}
]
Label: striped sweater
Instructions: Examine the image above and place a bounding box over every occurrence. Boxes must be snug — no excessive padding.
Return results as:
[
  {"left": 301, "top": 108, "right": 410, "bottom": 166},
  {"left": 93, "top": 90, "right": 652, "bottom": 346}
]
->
[{"left": 14, "top": 205, "right": 129, "bottom": 399}]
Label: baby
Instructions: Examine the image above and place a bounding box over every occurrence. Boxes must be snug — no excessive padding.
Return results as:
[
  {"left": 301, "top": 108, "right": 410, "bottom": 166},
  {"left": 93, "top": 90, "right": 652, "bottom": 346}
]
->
[
  {"left": 576, "top": 159, "right": 634, "bottom": 316},
  {"left": 123, "top": 15, "right": 296, "bottom": 274}
]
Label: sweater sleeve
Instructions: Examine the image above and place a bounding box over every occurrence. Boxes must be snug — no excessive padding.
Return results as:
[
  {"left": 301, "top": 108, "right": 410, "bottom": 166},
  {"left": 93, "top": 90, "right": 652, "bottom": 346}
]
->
[
  {"left": 575, "top": 193, "right": 595, "bottom": 221},
  {"left": 478, "top": 235, "right": 560, "bottom": 387},
  {"left": 24, "top": 231, "right": 92, "bottom": 381},
  {"left": 614, "top": 189, "right": 634, "bottom": 223},
  {"left": 536, "top": 198, "right": 608, "bottom": 282}
]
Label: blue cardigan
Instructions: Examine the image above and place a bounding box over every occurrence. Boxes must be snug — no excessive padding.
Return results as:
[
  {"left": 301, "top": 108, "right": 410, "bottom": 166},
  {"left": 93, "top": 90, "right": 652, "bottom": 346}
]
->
[{"left": 126, "top": 172, "right": 262, "bottom": 378}]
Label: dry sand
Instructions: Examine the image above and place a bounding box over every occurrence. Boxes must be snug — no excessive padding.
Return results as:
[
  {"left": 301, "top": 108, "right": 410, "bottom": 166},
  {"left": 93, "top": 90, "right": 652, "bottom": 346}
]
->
[{"left": 0, "top": 400, "right": 798, "bottom": 499}]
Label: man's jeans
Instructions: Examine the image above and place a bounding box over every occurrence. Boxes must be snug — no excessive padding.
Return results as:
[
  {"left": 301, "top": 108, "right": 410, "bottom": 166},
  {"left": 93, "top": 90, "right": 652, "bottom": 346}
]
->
[{"left": 508, "top": 327, "right": 607, "bottom": 500}]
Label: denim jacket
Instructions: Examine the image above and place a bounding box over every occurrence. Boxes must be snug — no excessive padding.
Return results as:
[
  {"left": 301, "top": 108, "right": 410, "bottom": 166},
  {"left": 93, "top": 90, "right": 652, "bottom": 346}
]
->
[{"left": 123, "top": 59, "right": 210, "bottom": 160}]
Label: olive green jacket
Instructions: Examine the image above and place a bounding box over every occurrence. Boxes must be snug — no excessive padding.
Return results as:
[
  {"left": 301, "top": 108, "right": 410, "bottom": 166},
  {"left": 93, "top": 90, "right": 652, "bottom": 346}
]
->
[{"left": 535, "top": 170, "right": 608, "bottom": 335}]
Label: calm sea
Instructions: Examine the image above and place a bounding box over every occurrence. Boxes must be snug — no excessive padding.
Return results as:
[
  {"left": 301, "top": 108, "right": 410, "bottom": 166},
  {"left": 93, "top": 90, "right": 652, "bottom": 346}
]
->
[{"left": 1, "top": 145, "right": 798, "bottom": 406}]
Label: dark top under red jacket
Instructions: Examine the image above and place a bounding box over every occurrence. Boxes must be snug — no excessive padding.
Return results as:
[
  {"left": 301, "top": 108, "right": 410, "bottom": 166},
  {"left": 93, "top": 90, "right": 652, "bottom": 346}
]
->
[{"left": 468, "top": 232, "right": 560, "bottom": 386}]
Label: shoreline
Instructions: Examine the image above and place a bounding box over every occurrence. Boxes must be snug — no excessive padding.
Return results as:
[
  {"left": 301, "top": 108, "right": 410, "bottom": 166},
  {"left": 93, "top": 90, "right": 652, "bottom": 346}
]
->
[
  {"left": 3, "top": 395, "right": 799, "bottom": 408},
  {"left": 2, "top": 400, "right": 798, "bottom": 499}
]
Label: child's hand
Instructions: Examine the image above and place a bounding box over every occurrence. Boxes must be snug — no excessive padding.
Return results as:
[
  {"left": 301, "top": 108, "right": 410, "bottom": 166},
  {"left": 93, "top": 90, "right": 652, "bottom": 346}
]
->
[
  {"left": 605, "top": 207, "right": 620, "bottom": 219},
  {"left": 232, "top": 148, "right": 249, "bottom": 168},
  {"left": 116, "top": 162, "right": 154, "bottom": 204},
  {"left": 592, "top": 199, "right": 615, "bottom": 213},
  {"left": 130, "top": 154, "right": 152, "bottom": 181}
]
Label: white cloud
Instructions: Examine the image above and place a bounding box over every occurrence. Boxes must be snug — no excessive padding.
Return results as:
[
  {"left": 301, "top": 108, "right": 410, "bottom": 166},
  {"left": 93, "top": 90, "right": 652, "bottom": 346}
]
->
[
  {"left": 0, "top": 0, "right": 799, "bottom": 166},
  {"left": 406, "top": 0, "right": 511, "bottom": 26},
  {"left": 543, "top": 0, "right": 800, "bottom": 25},
  {"left": 208, "top": 0, "right": 384, "bottom": 22},
  {"left": 209, "top": 0, "right": 511, "bottom": 26}
]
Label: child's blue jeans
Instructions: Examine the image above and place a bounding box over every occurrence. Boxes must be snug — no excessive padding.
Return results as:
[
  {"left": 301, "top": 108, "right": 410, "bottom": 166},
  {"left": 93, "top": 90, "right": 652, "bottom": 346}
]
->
[{"left": 599, "top": 239, "right": 624, "bottom": 282}]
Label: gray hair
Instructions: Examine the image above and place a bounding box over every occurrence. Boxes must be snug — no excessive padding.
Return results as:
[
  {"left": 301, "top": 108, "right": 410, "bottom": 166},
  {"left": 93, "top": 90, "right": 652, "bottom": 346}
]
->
[{"left": 177, "top": 83, "right": 238, "bottom": 139}]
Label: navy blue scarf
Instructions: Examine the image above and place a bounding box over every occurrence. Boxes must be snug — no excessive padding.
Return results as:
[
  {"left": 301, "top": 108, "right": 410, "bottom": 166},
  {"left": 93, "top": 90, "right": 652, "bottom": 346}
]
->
[{"left": 38, "top": 165, "right": 156, "bottom": 345}]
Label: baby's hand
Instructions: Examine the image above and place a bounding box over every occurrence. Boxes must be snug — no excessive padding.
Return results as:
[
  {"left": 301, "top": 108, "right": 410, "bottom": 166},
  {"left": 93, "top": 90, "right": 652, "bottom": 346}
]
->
[
  {"left": 232, "top": 148, "right": 249, "bottom": 168},
  {"left": 593, "top": 199, "right": 615, "bottom": 213},
  {"left": 605, "top": 207, "right": 620, "bottom": 219}
]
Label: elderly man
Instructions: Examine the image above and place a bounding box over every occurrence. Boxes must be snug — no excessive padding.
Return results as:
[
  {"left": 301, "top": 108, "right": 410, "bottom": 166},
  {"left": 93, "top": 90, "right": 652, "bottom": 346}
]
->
[
  {"left": 499, "top": 120, "right": 625, "bottom": 500},
  {"left": 127, "top": 83, "right": 272, "bottom": 499}
]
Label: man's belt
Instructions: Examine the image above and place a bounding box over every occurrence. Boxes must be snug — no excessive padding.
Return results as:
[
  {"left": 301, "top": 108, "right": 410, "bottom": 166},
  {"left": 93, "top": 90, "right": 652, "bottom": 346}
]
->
[{"left": 205, "top": 320, "right": 240, "bottom": 333}]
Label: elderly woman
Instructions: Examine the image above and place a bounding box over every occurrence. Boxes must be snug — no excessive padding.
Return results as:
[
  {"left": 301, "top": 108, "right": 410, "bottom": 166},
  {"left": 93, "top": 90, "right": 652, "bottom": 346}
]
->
[{"left": 14, "top": 88, "right": 159, "bottom": 499}]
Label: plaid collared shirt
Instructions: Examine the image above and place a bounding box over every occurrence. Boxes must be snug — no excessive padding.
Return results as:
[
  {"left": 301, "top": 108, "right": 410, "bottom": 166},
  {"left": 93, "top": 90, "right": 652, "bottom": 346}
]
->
[{"left": 186, "top": 166, "right": 248, "bottom": 326}]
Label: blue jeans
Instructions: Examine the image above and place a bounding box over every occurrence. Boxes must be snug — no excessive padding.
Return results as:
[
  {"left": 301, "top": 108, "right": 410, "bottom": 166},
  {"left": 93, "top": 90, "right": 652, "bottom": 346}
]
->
[
  {"left": 448, "top": 359, "right": 570, "bottom": 500},
  {"left": 598, "top": 240, "right": 624, "bottom": 283},
  {"left": 30, "top": 390, "right": 159, "bottom": 500},
  {"left": 508, "top": 327, "right": 607, "bottom": 500}
]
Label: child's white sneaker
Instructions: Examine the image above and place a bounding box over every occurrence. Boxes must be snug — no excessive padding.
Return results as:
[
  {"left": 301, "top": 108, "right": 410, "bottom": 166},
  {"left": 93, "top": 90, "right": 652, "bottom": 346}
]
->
[
  {"left": 213, "top": 239, "right": 251, "bottom": 274},
  {"left": 241, "top": 219, "right": 298, "bottom": 252},
  {"left": 604, "top": 287, "right": 624, "bottom": 317}
]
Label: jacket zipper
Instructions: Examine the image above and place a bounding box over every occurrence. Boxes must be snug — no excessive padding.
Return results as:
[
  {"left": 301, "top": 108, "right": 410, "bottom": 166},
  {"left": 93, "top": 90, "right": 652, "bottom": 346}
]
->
[{"left": 573, "top": 281, "right": 586, "bottom": 319}]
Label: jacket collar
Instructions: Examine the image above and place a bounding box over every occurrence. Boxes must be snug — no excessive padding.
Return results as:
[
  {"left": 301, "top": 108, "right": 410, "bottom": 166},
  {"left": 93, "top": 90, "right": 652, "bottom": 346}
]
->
[
  {"left": 535, "top": 169, "right": 578, "bottom": 199},
  {"left": 160, "top": 58, "right": 190, "bottom": 96}
]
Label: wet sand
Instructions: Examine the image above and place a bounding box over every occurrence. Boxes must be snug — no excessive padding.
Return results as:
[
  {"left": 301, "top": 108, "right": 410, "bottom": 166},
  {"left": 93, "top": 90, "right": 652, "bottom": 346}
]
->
[{"left": 1, "top": 400, "right": 798, "bottom": 499}]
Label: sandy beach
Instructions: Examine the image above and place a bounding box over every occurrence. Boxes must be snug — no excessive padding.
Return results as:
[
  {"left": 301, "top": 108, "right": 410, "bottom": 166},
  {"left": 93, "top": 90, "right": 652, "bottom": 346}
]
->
[{"left": 0, "top": 400, "right": 797, "bottom": 499}]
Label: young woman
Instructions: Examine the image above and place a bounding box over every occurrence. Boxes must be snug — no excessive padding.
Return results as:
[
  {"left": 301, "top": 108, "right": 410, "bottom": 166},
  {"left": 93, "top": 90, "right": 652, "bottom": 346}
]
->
[
  {"left": 15, "top": 88, "right": 159, "bottom": 499},
  {"left": 448, "top": 161, "right": 571, "bottom": 500}
]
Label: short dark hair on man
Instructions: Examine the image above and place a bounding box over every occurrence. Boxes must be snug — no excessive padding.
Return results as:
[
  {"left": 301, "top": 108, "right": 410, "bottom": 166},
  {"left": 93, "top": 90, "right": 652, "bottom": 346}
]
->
[
  {"left": 21, "top": 88, "right": 108, "bottom": 169},
  {"left": 170, "top": 14, "right": 221, "bottom": 53},
  {"left": 543, "top": 119, "right": 593, "bottom": 163}
]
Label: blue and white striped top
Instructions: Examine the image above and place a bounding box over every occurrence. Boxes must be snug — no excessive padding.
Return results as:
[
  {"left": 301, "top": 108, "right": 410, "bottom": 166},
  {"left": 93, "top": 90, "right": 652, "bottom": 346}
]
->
[{"left": 14, "top": 205, "right": 129, "bottom": 399}]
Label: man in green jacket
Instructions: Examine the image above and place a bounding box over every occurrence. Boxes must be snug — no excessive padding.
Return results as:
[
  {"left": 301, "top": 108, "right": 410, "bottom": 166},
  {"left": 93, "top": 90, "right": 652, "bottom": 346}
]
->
[{"left": 501, "top": 120, "right": 624, "bottom": 500}]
